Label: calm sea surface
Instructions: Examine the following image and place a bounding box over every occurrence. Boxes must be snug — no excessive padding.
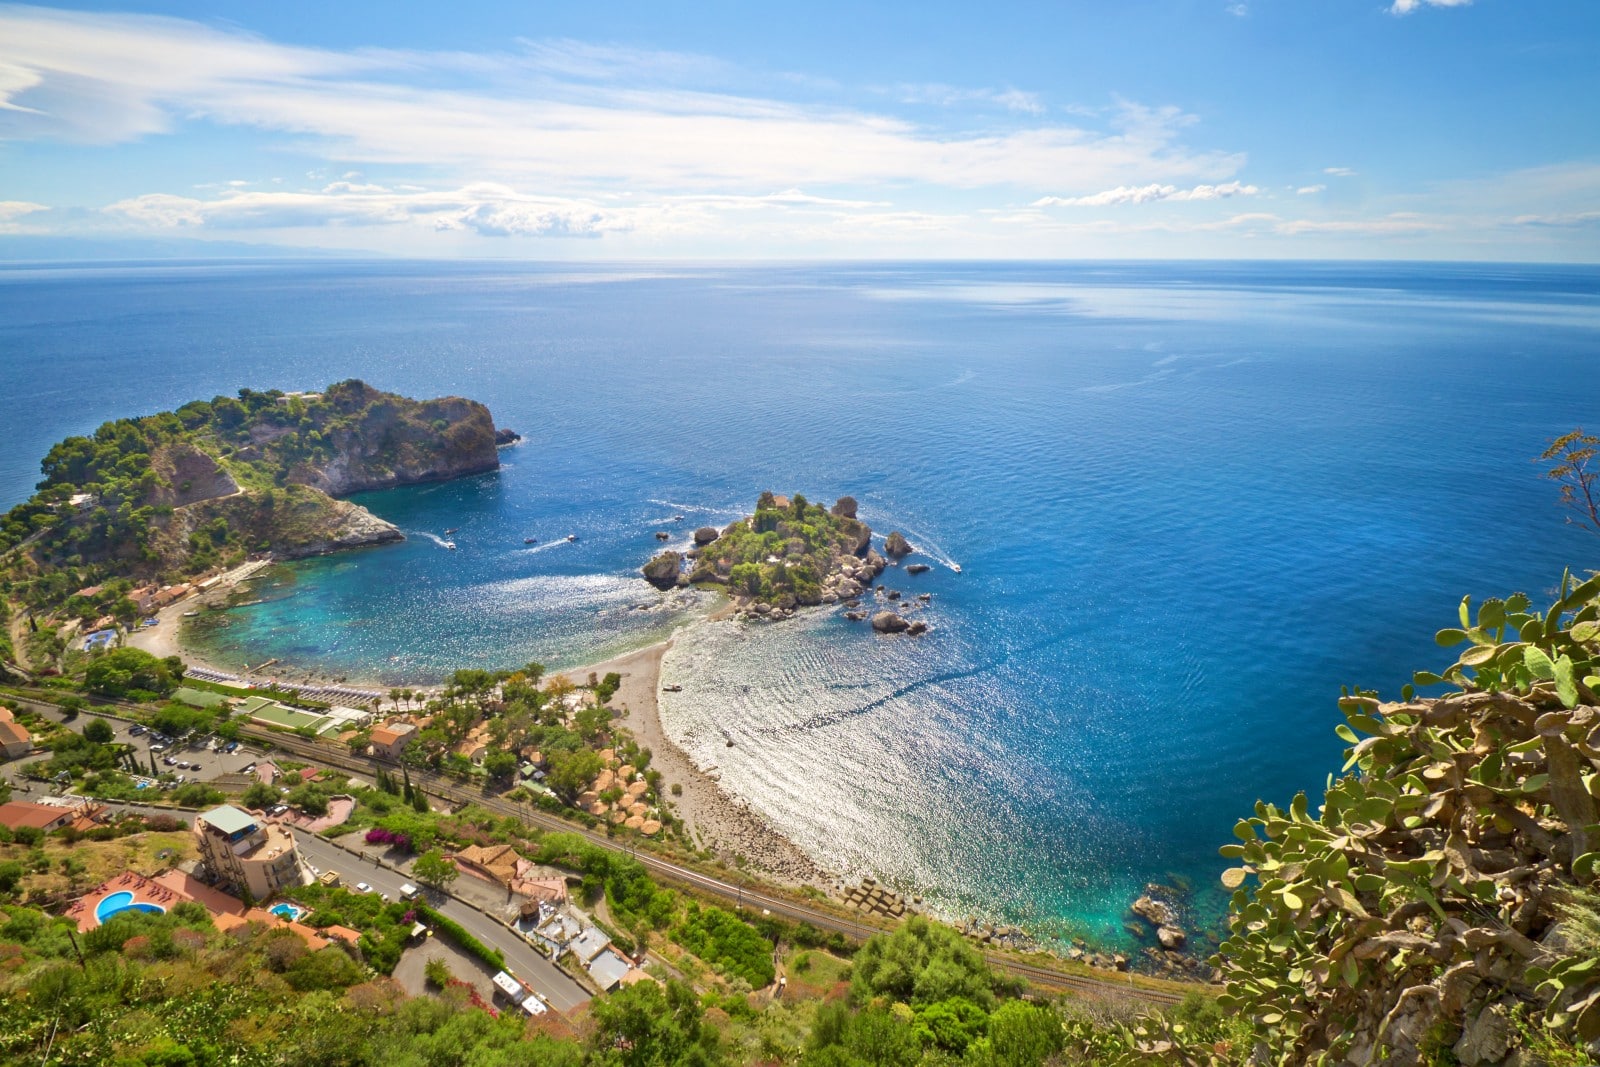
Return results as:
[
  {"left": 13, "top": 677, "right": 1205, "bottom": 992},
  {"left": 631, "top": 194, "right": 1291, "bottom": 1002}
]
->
[{"left": 2, "top": 260, "right": 1596, "bottom": 949}]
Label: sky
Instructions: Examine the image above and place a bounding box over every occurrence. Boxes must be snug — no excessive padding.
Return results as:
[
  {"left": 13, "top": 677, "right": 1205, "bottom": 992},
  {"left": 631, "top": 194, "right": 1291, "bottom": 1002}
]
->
[{"left": 0, "top": 1, "right": 1597, "bottom": 260}]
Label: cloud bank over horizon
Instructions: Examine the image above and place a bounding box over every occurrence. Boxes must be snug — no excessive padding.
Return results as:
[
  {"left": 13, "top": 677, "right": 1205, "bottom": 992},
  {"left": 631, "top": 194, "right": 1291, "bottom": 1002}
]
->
[{"left": 0, "top": 2, "right": 1594, "bottom": 260}]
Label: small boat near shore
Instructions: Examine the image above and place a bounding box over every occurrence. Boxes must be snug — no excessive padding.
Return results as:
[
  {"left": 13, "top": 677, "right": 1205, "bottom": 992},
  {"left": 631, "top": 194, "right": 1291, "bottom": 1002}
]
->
[
  {"left": 443, "top": 541, "right": 457, "bottom": 551},
  {"left": 951, "top": 564, "right": 962, "bottom": 574},
  {"left": 524, "top": 537, "right": 537, "bottom": 545},
  {"left": 565, "top": 533, "right": 578, "bottom": 542}
]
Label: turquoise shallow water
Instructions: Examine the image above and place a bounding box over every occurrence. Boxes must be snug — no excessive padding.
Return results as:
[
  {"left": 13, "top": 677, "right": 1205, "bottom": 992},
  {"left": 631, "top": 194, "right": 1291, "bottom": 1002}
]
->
[{"left": 2, "top": 260, "right": 1597, "bottom": 952}]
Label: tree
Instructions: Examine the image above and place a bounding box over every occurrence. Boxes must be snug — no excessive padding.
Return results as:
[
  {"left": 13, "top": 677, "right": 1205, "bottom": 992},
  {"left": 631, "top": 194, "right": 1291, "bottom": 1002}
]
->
[
  {"left": 483, "top": 749, "right": 518, "bottom": 781},
  {"left": 547, "top": 748, "right": 603, "bottom": 801},
  {"left": 412, "top": 848, "right": 458, "bottom": 891},
  {"left": 241, "top": 782, "right": 278, "bottom": 809},
  {"left": 82, "top": 718, "right": 114, "bottom": 745},
  {"left": 285, "top": 783, "right": 329, "bottom": 816},
  {"left": 981, "top": 1000, "right": 1064, "bottom": 1067},
  {"left": 83, "top": 646, "right": 180, "bottom": 698},
  {"left": 1542, "top": 428, "right": 1600, "bottom": 534}
]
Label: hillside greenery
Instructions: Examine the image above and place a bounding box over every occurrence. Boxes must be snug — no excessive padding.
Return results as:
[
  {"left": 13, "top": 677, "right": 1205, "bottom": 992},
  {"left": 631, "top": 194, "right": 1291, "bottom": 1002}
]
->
[{"left": 0, "top": 380, "right": 490, "bottom": 631}]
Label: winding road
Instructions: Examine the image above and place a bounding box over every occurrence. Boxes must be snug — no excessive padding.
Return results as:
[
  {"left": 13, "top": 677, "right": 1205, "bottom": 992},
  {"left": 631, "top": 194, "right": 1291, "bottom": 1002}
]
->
[{"left": 6, "top": 690, "right": 1194, "bottom": 1007}]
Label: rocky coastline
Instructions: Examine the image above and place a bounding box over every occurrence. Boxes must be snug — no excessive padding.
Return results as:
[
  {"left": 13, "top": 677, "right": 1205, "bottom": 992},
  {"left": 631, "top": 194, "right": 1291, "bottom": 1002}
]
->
[{"left": 641, "top": 491, "right": 938, "bottom": 634}]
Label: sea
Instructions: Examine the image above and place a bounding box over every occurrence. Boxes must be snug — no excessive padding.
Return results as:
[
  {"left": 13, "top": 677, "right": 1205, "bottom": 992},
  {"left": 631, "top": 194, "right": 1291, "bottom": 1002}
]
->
[{"left": 2, "top": 259, "right": 1596, "bottom": 953}]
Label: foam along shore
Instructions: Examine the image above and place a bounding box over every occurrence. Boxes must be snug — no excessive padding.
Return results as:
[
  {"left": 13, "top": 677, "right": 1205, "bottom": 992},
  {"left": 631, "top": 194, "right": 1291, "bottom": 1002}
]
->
[{"left": 575, "top": 640, "right": 833, "bottom": 890}]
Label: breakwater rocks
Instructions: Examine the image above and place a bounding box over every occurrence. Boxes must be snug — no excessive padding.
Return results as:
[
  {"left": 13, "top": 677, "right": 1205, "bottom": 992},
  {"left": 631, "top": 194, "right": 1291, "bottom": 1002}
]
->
[{"left": 840, "top": 877, "right": 920, "bottom": 920}]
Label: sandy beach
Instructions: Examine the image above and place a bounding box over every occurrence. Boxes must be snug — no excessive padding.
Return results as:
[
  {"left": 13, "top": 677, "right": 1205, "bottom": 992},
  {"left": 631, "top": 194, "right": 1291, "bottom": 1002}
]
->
[
  {"left": 577, "top": 640, "right": 833, "bottom": 890},
  {"left": 129, "top": 568, "right": 831, "bottom": 890}
]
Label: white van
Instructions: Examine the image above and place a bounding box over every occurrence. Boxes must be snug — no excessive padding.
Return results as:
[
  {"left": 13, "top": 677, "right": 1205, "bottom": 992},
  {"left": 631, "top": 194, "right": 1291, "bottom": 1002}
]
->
[{"left": 400, "top": 883, "right": 421, "bottom": 900}]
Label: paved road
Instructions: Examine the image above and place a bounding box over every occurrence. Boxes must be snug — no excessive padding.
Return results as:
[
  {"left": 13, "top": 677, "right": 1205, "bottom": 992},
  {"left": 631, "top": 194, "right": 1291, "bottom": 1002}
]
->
[
  {"left": 289, "top": 833, "right": 590, "bottom": 1014},
  {"left": 6, "top": 690, "right": 1191, "bottom": 1007},
  {"left": 96, "top": 797, "right": 590, "bottom": 1014}
]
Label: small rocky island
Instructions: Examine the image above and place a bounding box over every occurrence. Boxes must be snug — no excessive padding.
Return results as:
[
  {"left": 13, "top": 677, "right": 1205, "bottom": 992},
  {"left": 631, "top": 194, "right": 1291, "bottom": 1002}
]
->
[{"left": 641, "top": 492, "right": 931, "bottom": 633}]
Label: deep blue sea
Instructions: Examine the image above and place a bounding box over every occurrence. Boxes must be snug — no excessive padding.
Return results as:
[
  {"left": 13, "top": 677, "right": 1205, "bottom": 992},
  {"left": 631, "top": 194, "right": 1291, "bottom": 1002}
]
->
[{"left": 2, "top": 260, "right": 1597, "bottom": 952}]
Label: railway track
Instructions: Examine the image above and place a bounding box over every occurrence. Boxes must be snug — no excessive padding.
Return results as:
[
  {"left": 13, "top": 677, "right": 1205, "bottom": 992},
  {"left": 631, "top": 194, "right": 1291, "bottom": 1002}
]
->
[{"left": 247, "top": 727, "right": 1191, "bottom": 1006}]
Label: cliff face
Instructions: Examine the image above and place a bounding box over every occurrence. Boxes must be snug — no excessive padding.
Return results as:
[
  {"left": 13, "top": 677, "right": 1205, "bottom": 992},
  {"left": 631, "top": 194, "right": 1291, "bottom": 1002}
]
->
[
  {"left": 169, "top": 485, "right": 404, "bottom": 563},
  {"left": 277, "top": 381, "right": 500, "bottom": 497}
]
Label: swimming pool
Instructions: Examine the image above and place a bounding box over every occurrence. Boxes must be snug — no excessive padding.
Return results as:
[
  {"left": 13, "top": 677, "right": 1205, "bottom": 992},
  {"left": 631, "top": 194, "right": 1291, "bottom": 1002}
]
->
[
  {"left": 269, "top": 903, "right": 306, "bottom": 921},
  {"left": 96, "top": 890, "right": 166, "bottom": 922}
]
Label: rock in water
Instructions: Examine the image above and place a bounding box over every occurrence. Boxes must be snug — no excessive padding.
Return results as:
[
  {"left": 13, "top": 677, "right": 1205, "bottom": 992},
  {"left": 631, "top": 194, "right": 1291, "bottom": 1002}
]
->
[
  {"left": 1132, "top": 894, "right": 1178, "bottom": 928},
  {"left": 831, "top": 496, "right": 858, "bottom": 519},
  {"left": 1157, "top": 925, "right": 1187, "bottom": 950},
  {"left": 641, "top": 551, "right": 682, "bottom": 589},
  {"left": 885, "top": 531, "right": 913, "bottom": 557},
  {"left": 872, "top": 612, "right": 910, "bottom": 633},
  {"left": 905, "top": 563, "right": 931, "bottom": 574},
  {"left": 693, "top": 526, "right": 720, "bottom": 546},
  {"left": 494, "top": 428, "right": 522, "bottom": 446},
  {"left": 906, "top": 620, "right": 928, "bottom": 635},
  {"left": 655, "top": 531, "right": 671, "bottom": 540}
]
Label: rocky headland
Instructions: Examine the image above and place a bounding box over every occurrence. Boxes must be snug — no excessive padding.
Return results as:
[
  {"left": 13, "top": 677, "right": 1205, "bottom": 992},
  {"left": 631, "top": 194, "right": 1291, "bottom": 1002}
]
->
[{"left": 0, "top": 380, "right": 512, "bottom": 621}]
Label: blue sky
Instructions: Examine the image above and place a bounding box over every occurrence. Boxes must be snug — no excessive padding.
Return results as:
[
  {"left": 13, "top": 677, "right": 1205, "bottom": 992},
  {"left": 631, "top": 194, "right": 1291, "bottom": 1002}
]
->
[{"left": 1, "top": 1, "right": 1597, "bottom": 259}]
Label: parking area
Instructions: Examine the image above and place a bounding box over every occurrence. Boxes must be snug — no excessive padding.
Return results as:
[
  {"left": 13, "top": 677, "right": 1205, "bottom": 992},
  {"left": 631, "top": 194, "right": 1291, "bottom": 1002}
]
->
[{"left": 17, "top": 700, "right": 277, "bottom": 787}]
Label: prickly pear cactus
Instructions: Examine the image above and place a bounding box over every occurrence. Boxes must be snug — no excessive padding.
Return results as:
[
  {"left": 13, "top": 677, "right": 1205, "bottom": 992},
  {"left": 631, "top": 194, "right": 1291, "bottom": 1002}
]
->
[{"left": 1213, "top": 571, "right": 1600, "bottom": 1066}]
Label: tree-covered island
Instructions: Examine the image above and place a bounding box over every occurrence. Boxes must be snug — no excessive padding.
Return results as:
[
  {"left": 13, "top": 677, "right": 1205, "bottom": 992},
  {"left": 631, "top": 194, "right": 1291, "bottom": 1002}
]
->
[{"left": 641, "top": 492, "right": 933, "bottom": 631}]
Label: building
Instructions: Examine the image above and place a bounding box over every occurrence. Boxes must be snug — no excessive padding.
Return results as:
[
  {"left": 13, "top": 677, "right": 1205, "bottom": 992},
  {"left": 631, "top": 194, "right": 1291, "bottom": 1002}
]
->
[
  {"left": 194, "top": 804, "right": 306, "bottom": 900},
  {"left": 369, "top": 722, "right": 417, "bottom": 760},
  {"left": 0, "top": 800, "right": 76, "bottom": 833},
  {"left": 0, "top": 709, "right": 31, "bottom": 760}
]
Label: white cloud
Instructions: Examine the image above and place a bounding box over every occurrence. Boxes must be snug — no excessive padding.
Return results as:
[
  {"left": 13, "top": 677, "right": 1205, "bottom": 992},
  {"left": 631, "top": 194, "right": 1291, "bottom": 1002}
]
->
[
  {"left": 1324, "top": 166, "right": 1356, "bottom": 177},
  {"left": 0, "top": 6, "right": 1240, "bottom": 193},
  {"left": 0, "top": 198, "right": 46, "bottom": 220},
  {"left": 1389, "top": 0, "right": 1471, "bottom": 14},
  {"left": 1296, "top": 184, "right": 1325, "bottom": 195},
  {"left": 0, "top": 197, "right": 48, "bottom": 233},
  {"left": 894, "top": 83, "right": 1045, "bottom": 115},
  {"left": 1509, "top": 211, "right": 1600, "bottom": 229},
  {"left": 98, "top": 182, "right": 920, "bottom": 241},
  {"left": 1033, "top": 180, "right": 1258, "bottom": 207},
  {"left": 1226, "top": 3, "right": 1248, "bottom": 15}
]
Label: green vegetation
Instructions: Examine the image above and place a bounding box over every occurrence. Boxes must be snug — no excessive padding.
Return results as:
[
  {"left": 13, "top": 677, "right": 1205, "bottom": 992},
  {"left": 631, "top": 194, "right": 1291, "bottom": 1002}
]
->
[
  {"left": 682, "top": 492, "right": 871, "bottom": 607},
  {"left": 0, "top": 381, "right": 496, "bottom": 675},
  {"left": 412, "top": 847, "right": 459, "bottom": 890},
  {"left": 82, "top": 646, "right": 184, "bottom": 699},
  {"left": 672, "top": 903, "right": 776, "bottom": 989}
]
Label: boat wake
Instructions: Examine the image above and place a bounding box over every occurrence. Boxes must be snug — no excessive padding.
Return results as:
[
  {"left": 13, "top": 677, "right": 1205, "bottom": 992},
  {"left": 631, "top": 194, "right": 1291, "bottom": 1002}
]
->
[
  {"left": 516, "top": 540, "right": 570, "bottom": 555},
  {"left": 411, "top": 531, "right": 455, "bottom": 550},
  {"left": 647, "top": 498, "right": 745, "bottom": 520},
  {"left": 880, "top": 523, "right": 961, "bottom": 573}
]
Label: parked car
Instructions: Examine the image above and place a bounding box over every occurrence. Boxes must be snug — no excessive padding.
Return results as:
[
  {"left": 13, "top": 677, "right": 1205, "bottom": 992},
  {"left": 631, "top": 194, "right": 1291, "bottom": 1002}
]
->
[
  {"left": 355, "top": 882, "right": 373, "bottom": 894},
  {"left": 224, "top": 741, "right": 239, "bottom": 753},
  {"left": 129, "top": 725, "right": 146, "bottom": 736},
  {"left": 399, "top": 883, "right": 421, "bottom": 901},
  {"left": 162, "top": 757, "right": 177, "bottom": 766}
]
